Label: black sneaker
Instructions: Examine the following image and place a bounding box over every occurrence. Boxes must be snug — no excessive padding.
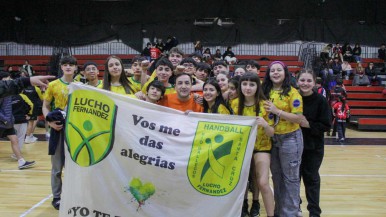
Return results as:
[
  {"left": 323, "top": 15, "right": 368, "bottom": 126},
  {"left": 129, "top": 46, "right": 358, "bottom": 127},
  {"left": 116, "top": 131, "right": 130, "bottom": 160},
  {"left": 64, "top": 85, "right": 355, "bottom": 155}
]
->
[
  {"left": 52, "top": 198, "right": 60, "bottom": 210},
  {"left": 18, "top": 161, "right": 36, "bottom": 169},
  {"left": 241, "top": 202, "right": 250, "bottom": 217},
  {"left": 250, "top": 201, "right": 260, "bottom": 217}
]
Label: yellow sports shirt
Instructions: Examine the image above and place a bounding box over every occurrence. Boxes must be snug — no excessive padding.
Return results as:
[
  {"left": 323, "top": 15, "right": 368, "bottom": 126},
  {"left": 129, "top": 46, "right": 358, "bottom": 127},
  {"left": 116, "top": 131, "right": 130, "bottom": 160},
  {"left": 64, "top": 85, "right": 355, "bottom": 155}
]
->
[{"left": 269, "top": 87, "right": 303, "bottom": 134}]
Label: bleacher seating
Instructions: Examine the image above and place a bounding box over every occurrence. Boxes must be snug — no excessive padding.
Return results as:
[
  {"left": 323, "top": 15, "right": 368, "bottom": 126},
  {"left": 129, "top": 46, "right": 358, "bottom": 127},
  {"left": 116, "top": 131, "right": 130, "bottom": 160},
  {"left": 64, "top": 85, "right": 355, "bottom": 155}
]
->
[
  {"left": 0, "top": 54, "right": 136, "bottom": 77},
  {"left": 344, "top": 79, "right": 386, "bottom": 130}
]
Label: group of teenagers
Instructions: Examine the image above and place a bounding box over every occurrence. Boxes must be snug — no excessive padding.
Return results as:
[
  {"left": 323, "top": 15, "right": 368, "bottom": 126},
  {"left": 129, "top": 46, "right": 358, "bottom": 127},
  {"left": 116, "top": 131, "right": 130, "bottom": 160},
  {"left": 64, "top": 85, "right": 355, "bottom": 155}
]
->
[{"left": 39, "top": 46, "right": 332, "bottom": 217}]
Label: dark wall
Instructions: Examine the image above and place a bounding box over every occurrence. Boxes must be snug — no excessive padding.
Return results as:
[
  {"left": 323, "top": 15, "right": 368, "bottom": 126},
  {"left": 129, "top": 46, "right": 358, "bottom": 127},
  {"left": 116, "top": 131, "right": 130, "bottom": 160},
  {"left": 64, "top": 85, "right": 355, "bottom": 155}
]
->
[{"left": 1, "top": 0, "right": 385, "bottom": 52}]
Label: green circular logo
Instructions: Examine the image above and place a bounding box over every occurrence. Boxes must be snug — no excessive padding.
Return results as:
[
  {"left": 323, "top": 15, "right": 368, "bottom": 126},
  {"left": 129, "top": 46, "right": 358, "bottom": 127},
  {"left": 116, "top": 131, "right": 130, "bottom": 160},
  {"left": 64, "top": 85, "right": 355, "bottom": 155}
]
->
[{"left": 83, "top": 120, "right": 93, "bottom": 131}]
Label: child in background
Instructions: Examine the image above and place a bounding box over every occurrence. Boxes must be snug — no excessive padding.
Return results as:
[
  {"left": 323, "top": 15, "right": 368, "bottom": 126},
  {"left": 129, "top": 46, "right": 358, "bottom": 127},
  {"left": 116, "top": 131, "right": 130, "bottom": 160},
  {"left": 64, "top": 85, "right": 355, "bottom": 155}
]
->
[
  {"left": 314, "top": 77, "right": 327, "bottom": 98},
  {"left": 332, "top": 95, "right": 350, "bottom": 142}
]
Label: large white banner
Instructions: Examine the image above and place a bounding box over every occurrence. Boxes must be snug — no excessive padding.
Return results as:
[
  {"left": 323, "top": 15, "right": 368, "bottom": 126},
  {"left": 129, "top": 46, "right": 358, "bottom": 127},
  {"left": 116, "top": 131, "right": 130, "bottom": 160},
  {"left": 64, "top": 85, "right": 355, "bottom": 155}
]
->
[{"left": 60, "top": 83, "right": 258, "bottom": 217}]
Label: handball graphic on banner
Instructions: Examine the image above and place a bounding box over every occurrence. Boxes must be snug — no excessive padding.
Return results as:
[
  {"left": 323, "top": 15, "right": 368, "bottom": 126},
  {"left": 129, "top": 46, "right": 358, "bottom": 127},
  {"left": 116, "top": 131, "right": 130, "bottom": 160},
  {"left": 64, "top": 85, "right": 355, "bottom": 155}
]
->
[
  {"left": 65, "top": 89, "right": 117, "bottom": 167},
  {"left": 187, "top": 121, "right": 252, "bottom": 196}
]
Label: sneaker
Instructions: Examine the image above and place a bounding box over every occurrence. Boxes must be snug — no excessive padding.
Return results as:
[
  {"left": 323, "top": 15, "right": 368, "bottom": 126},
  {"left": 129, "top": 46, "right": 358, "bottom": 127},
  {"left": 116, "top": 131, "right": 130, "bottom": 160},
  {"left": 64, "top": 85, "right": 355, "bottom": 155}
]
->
[
  {"left": 241, "top": 201, "right": 250, "bottom": 217},
  {"left": 31, "top": 136, "right": 38, "bottom": 142},
  {"left": 18, "top": 161, "right": 36, "bottom": 169},
  {"left": 25, "top": 136, "right": 37, "bottom": 144},
  {"left": 10, "top": 154, "right": 17, "bottom": 160},
  {"left": 250, "top": 201, "right": 260, "bottom": 217},
  {"left": 52, "top": 198, "right": 60, "bottom": 210}
]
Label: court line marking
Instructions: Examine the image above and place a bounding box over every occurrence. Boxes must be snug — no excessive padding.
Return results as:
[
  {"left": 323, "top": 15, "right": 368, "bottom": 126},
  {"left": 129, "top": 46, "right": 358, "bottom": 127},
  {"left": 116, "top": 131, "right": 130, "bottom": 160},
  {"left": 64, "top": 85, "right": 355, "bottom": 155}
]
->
[
  {"left": 0, "top": 169, "right": 50, "bottom": 173},
  {"left": 20, "top": 194, "right": 53, "bottom": 217}
]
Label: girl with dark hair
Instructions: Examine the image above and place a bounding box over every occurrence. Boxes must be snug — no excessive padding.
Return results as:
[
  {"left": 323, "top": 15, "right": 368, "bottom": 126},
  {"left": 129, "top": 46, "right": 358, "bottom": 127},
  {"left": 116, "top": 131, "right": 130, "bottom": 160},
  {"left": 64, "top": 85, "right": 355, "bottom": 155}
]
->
[
  {"left": 202, "top": 79, "right": 231, "bottom": 114},
  {"left": 227, "top": 76, "right": 240, "bottom": 108},
  {"left": 100, "top": 55, "right": 134, "bottom": 95},
  {"left": 297, "top": 69, "right": 331, "bottom": 217},
  {"left": 262, "top": 61, "right": 304, "bottom": 217},
  {"left": 332, "top": 95, "right": 350, "bottom": 142},
  {"left": 232, "top": 72, "right": 274, "bottom": 217}
]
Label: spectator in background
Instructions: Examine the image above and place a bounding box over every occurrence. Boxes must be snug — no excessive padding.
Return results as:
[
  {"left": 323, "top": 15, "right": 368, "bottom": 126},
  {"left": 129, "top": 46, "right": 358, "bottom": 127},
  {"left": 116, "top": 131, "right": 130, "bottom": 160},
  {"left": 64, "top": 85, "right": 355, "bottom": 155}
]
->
[
  {"left": 365, "top": 62, "right": 382, "bottom": 86},
  {"left": 213, "top": 49, "right": 222, "bottom": 61},
  {"left": 155, "top": 38, "right": 165, "bottom": 53},
  {"left": 320, "top": 44, "right": 332, "bottom": 63},
  {"left": 314, "top": 77, "right": 327, "bottom": 98},
  {"left": 245, "top": 60, "right": 261, "bottom": 75},
  {"left": 332, "top": 95, "right": 350, "bottom": 142},
  {"left": 0, "top": 71, "right": 35, "bottom": 170},
  {"left": 331, "top": 57, "right": 342, "bottom": 76},
  {"left": 341, "top": 61, "right": 353, "bottom": 80},
  {"left": 234, "top": 67, "right": 246, "bottom": 77},
  {"left": 222, "top": 46, "right": 237, "bottom": 65},
  {"left": 352, "top": 67, "right": 370, "bottom": 86},
  {"left": 141, "top": 42, "right": 152, "bottom": 61},
  {"left": 194, "top": 40, "right": 203, "bottom": 55},
  {"left": 190, "top": 52, "right": 203, "bottom": 63},
  {"left": 22, "top": 60, "right": 34, "bottom": 77},
  {"left": 164, "top": 36, "right": 179, "bottom": 52},
  {"left": 202, "top": 48, "right": 212, "bottom": 63},
  {"left": 150, "top": 43, "right": 162, "bottom": 61},
  {"left": 342, "top": 43, "right": 353, "bottom": 62},
  {"left": 332, "top": 43, "right": 343, "bottom": 62},
  {"left": 212, "top": 60, "right": 229, "bottom": 77},
  {"left": 352, "top": 43, "right": 362, "bottom": 63}
]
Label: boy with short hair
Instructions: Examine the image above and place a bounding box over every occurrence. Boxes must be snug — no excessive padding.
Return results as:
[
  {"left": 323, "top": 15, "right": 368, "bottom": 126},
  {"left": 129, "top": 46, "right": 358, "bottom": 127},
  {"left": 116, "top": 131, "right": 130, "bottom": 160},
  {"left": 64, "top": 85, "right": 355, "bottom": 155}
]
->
[
  {"left": 212, "top": 60, "right": 229, "bottom": 77},
  {"left": 129, "top": 56, "right": 146, "bottom": 93},
  {"left": 145, "top": 80, "right": 166, "bottom": 103},
  {"left": 245, "top": 60, "right": 261, "bottom": 75},
  {"left": 83, "top": 62, "right": 101, "bottom": 87},
  {"left": 42, "top": 55, "right": 77, "bottom": 210}
]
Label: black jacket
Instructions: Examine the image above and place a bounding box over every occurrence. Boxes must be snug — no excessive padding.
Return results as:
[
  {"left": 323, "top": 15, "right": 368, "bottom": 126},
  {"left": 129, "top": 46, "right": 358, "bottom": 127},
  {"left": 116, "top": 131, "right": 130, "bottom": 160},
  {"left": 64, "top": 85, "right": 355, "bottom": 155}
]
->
[
  {"left": 0, "top": 78, "right": 31, "bottom": 98},
  {"left": 301, "top": 91, "right": 331, "bottom": 150}
]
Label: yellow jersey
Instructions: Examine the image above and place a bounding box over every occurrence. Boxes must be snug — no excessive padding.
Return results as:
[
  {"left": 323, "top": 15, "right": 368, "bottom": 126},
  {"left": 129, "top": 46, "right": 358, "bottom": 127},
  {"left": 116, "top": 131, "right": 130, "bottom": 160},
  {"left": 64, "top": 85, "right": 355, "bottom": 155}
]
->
[
  {"left": 208, "top": 104, "right": 231, "bottom": 115},
  {"left": 231, "top": 99, "right": 272, "bottom": 152},
  {"left": 44, "top": 78, "right": 70, "bottom": 110},
  {"left": 129, "top": 76, "right": 142, "bottom": 93},
  {"left": 269, "top": 86, "right": 303, "bottom": 134}
]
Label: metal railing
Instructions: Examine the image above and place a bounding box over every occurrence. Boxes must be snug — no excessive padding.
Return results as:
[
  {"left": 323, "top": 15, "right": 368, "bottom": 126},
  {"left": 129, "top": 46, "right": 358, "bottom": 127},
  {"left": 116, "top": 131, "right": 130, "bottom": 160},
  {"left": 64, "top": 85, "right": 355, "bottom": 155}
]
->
[{"left": 0, "top": 41, "right": 381, "bottom": 60}]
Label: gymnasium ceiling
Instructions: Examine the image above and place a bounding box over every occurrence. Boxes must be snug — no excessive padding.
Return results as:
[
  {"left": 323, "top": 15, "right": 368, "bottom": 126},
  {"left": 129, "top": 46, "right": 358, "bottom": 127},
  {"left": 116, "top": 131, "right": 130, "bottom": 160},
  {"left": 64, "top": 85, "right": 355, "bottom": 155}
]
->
[{"left": 1, "top": 0, "right": 386, "bottom": 51}]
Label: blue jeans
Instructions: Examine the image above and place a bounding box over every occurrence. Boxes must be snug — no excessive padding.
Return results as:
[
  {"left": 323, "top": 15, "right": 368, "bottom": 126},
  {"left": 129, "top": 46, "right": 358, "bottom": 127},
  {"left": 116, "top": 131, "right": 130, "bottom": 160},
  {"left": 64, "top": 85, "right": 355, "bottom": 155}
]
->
[
  {"left": 336, "top": 121, "right": 346, "bottom": 140},
  {"left": 271, "top": 129, "right": 304, "bottom": 217}
]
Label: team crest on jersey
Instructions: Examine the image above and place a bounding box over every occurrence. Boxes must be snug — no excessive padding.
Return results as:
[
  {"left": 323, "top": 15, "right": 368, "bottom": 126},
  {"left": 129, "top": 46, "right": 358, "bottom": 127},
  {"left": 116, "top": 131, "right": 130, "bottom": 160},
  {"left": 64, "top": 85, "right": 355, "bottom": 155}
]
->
[
  {"left": 66, "top": 90, "right": 117, "bottom": 167},
  {"left": 293, "top": 99, "right": 301, "bottom": 107},
  {"left": 187, "top": 121, "right": 252, "bottom": 196}
]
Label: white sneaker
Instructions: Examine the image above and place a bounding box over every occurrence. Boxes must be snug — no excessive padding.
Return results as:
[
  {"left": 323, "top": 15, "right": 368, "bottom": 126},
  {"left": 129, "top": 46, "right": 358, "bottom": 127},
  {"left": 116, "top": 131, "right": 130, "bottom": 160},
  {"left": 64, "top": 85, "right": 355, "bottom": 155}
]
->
[
  {"left": 25, "top": 135, "right": 37, "bottom": 144},
  {"left": 31, "top": 136, "right": 38, "bottom": 142}
]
